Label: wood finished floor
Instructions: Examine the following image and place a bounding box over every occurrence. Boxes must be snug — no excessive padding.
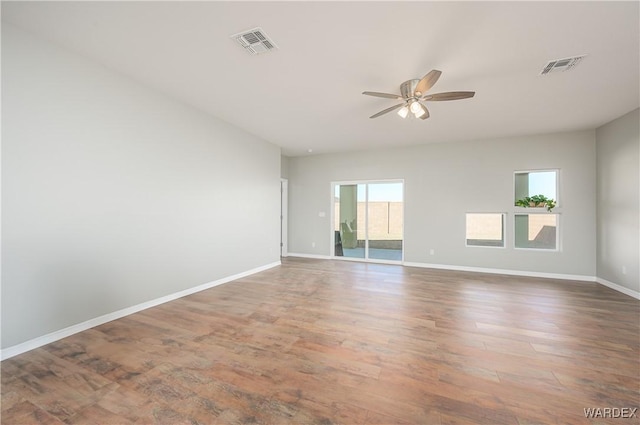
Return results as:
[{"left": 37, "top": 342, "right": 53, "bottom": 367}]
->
[{"left": 2, "top": 258, "right": 639, "bottom": 425}]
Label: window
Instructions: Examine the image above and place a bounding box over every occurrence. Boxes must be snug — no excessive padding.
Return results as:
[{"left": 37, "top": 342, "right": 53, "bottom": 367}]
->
[
  {"left": 466, "top": 213, "right": 505, "bottom": 248},
  {"left": 514, "top": 214, "right": 558, "bottom": 250},
  {"left": 514, "top": 170, "right": 557, "bottom": 205},
  {"left": 514, "top": 170, "right": 558, "bottom": 250}
]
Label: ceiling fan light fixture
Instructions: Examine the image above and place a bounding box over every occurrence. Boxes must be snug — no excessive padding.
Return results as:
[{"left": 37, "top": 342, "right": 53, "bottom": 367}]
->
[
  {"left": 397, "top": 106, "right": 409, "bottom": 118},
  {"left": 362, "top": 69, "right": 475, "bottom": 121},
  {"left": 413, "top": 107, "right": 426, "bottom": 118},
  {"left": 410, "top": 101, "right": 426, "bottom": 117}
]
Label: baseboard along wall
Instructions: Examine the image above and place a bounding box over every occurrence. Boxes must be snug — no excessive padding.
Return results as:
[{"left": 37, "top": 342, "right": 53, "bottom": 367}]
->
[
  {"left": 5, "top": 256, "right": 636, "bottom": 361},
  {"left": 288, "top": 253, "right": 639, "bottom": 300},
  {"left": 1, "top": 261, "right": 281, "bottom": 361},
  {"left": 596, "top": 277, "right": 640, "bottom": 300}
]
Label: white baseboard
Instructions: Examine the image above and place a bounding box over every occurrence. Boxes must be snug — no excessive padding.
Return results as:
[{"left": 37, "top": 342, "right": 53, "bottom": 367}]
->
[
  {"left": 1, "top": 261, "right": 281, "bottom": 361},
  {"left": 288, "top": 255, "right": 640, "bottom": 300},
  {"left": 288, "top": 254, "right": 595, "bottom": 282},
  {"left": 596, "top": 277, "right": 640, "bottom": 300},
  {"left": 403, "top": 261, "right": 596, "bottom": 282},
  {"left": 288, "top": 253, "right": 399, "bottom": 265},
  {"left": 287, "top": 252, "right": 332, "bottom": 260}
]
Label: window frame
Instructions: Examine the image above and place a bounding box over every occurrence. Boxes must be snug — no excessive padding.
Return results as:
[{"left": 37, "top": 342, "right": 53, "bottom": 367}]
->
[
  {"left": 513, "top": 169, "right": 560, "bottom": 210},
  {"left": 511, "top": 169, "right": 561, "bottom": 251},
  {"left": 329, "top": 179, "right": 405, "bottom": 264},
  {"left": 465, "top": 212, "right": 507, "bottom": 249},
  {"left": 513, "top": 212, "right": 560, "bottom": 251}
]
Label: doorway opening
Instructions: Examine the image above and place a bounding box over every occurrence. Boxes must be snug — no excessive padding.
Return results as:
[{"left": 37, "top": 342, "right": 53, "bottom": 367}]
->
[
  {"left": 332, "top": 181, "right": 403, "bottom": 263},
  {"left": 281, "top": 179, "right": 288, "bottom": 257}
]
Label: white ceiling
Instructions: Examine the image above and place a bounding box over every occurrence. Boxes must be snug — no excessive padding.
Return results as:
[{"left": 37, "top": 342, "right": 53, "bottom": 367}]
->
[{"left": 3, "top": 1, "right": 639, "bottom": 156}]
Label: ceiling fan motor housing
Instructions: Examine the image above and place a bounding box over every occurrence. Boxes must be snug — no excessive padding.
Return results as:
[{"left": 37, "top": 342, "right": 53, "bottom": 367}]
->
[{"left": 400, "top": 79, "right": 421, "bottom": 99}]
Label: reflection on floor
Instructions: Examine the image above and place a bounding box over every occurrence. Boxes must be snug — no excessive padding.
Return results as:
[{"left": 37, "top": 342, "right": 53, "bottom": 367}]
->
[{"left": 342, "top": 248, "right": 402, "bottom": 261}]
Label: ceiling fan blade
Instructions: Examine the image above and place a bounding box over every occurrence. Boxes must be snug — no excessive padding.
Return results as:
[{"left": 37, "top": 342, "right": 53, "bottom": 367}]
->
[
  {"left": 362, "top": 91, "right": 403, "bottom": 100},
  {"left": 414, "top": 70, "right": 442, "bottom": 97},
  {"left": 369, "top": 103, "right": 405, "bottom": 119},
  {"left": 419, "top": 105, "right": 430, "bottom": 120},
  {"left": 422, "top": 91, "right": 475, "bottom": 101}
]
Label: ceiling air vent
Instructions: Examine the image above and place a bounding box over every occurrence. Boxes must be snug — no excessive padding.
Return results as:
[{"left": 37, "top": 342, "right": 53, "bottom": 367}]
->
[
  {"left": 231, "top": 27, "right": 278, "bottom": 55},
  {"left": 540, "top": 55, "right": 586, "bottom": 75}
]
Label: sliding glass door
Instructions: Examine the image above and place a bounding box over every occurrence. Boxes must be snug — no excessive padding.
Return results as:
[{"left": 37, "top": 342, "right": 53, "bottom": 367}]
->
[
  {"left": 333, "top": 181, "right": 403, "bottom": 262},
  {"left": 367, "top": 182, "right": 403, "bottom": 261},
  {"left": 334, "top": 184, "right": 365, "bottom": 258}
]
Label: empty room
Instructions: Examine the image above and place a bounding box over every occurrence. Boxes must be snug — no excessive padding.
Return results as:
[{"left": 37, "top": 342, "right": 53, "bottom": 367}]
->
[{"left": 1, "top": 1, "right": 639, "bottom": 424}]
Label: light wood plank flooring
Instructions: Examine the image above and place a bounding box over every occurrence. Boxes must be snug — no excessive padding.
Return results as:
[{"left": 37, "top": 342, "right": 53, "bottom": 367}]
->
[{"left": 2, "top": 258, "right": 639, "bottom": 424}]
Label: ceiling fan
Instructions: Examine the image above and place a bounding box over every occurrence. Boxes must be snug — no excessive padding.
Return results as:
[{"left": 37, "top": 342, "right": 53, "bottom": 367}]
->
[{"left": 363, "top": 70, "right": 475, "bottom": 120}]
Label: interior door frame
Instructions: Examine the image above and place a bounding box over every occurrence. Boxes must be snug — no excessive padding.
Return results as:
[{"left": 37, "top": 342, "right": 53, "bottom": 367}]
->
[
  {"left": 281, "top": 178, "right": 288, "bottom": 257},
  {"left": 330, "top": 179, "right": 404, "bottom": 264}
]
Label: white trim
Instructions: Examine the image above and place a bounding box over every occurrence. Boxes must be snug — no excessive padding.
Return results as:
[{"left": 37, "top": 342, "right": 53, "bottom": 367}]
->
[
  {"left": 281, "top": 179, "right": 288, "bottom": 257},
  {"left": 332, "top": 255, "right": 366, "bottom": 262},
  {"left": 513, "top": 168, "right": 559, "bottom": 206},
  {"left": 596, "top": 277, "right": 640, "bottom": 300},
  {"left": 403, "top": 261, "right": 595, "bottom": 282},
  {"left": 291, "top": 255, "right": 595, "bottom": 282},
  {"left": 465, "top": 212, "right": 506, "bottom": 249},
  {"left": 291, "top": 252, "right": 402, "bottom": 265},
  {"left": 361, "top": 258, "right": 403, "bottom": 265},
  {"left": 365, "top": 184, "right": 369, "bottom": 260},
  {"left": 330, "top": 179, "right": 405, "bottom": 263},
  {"left": 287, "top": 252, "right": 332, "bottom": 260},
  {"left": 332, "top": 255, "right": 402, "bottom": 265},
  {"left": 1, "top": 261, "right": 281, "bottom": 361},
  {"left": 290, "top": 256, "right": 640, "bottom": 300},
  {"left": 513, "top": 212, "right": 560, "bottom": 251},
  {"left": 329, "top": 181, "right": 336, "bottom": 257}
]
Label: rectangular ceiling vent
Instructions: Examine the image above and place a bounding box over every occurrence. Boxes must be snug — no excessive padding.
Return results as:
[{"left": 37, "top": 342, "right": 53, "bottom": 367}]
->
[
  {"left": 540, "top": 55, "right": 586, "bottom": 75},
  {"left": 231, "top": 27, "right": 278, "bottom": 55}
]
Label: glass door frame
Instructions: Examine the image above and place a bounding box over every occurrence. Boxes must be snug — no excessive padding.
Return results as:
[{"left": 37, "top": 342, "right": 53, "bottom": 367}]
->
[{"left": 329, "top": 179, "right": 404, "bottom": 264}]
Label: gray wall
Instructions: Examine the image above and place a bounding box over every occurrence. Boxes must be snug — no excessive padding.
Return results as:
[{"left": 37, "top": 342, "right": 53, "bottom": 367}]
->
[
  {"left": 1, "top": 25, "right": 281, "bottom": 349},
  {"left": 596, "top": 109, "right": 640, "bottom": 292},
  {"left": 281, "top": 155, "right": 290, "bottom": 179},
  {"left": 288, "top": 131, "right": 596, "bottom": 277}
]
